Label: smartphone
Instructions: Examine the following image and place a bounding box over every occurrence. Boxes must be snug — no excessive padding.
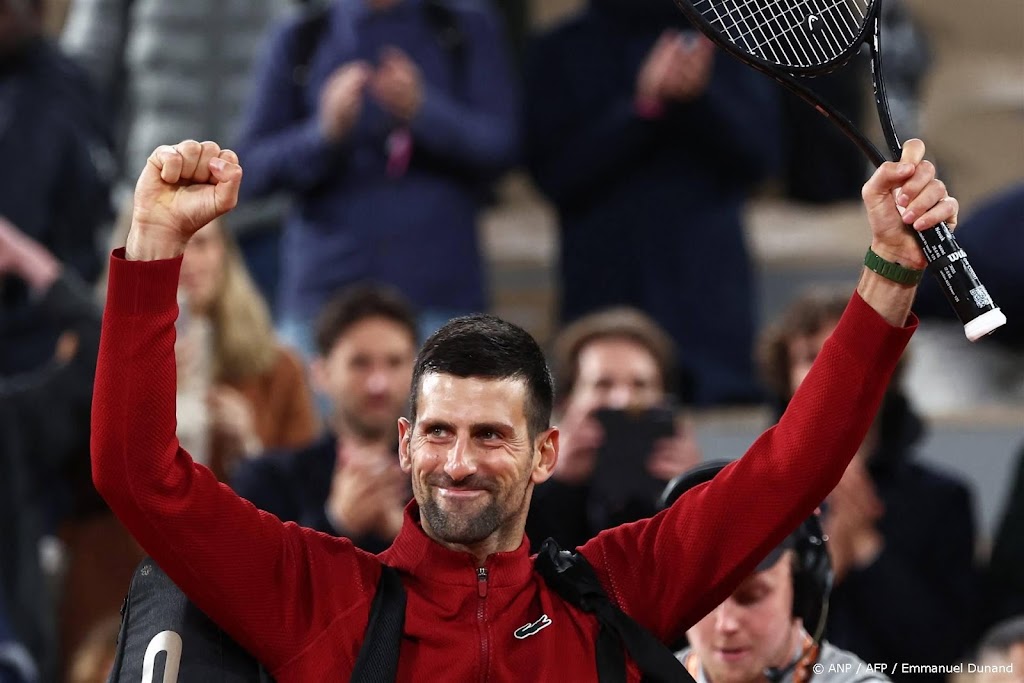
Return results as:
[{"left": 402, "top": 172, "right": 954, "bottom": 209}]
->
[{"left": 588, "top": 406, "right": 677, "bottom": 527}]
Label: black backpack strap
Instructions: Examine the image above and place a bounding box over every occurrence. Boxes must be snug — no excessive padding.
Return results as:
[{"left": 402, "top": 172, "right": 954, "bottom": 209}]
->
[
  {"left": 351, "top": 564, "right": 407, "bottom": 682},
  {"left": 536, "top": 539, "right": 695, "bottom": 683}
]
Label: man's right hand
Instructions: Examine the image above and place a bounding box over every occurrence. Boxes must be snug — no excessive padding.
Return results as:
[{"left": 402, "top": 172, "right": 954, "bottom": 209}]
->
[
  {"left": 320, "top": 61, "right": 371, "bottom": 143},
  {"left": 127, "top": 141, "right": 242, "bottom": 261}
]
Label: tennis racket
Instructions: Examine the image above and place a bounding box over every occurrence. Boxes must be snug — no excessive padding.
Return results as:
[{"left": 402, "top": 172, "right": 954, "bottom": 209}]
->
[{"left": 669, "top": 0, "right": 1006, "bottom": 341}]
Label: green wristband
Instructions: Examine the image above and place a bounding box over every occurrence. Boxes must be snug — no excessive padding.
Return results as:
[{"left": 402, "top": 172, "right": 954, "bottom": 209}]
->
[{"left": 864, "top": 247, "right": 924, "bottom": 285}]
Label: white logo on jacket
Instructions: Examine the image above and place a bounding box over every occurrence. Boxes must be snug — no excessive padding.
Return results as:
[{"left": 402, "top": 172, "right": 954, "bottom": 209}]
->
[{"left": 514, "top": 614, "right": 553, "bottom": 640}]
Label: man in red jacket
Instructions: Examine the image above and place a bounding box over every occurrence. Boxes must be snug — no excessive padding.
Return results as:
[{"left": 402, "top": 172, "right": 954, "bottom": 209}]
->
[{"left": 91, "top": 138, "right": 958, "bottom": 681}]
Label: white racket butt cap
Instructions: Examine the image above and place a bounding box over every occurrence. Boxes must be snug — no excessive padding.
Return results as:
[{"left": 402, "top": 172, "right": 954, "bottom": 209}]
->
[{"left": 964, "top": 308, "right": 1007, "bottom": 342}]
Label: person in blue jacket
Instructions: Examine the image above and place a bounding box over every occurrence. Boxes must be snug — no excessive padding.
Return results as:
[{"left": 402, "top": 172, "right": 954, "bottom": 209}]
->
[{"left": 234, "top": 0, "right": 521, "bottom": 354}]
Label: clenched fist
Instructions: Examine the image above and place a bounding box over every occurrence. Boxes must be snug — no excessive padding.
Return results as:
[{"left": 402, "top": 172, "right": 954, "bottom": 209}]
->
[{"left": 126, "top": 140, "right": 243, "bottom": 262}]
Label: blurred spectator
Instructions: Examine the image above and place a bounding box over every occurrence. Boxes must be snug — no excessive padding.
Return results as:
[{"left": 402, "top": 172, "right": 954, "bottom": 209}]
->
[
  {"left": 907, "top": 183, "right": 1024, "bottom": 416},
  {"left": 234, "top": 0, "right": 520, "bottom": 355},
  {"left": 526, "top": 307, "right": 700, "bottom": 552},
  {"left": 984, "top": 440, "right": 1024, "bottom": 628},
  {"left": 758, "top": 288, "right": 980, "bottom": 682},
  {"left": 0, "top": 219, "right": 100, "bottom": 682},
  {"left": 59, "top": 0, "right": 290, "bottom": 306},
  {"left": 175, "top": 218, "right": 320, "bottom": 483},
  {"left": 669, "top": 464, "right": 887, "bottom": 683},
  {"left": 1, "top": 0, "right": 112, "bottom": 375},
  {"left": 65, "top": 616, "right": 119, "bottom": 683},
  {"left": 523, "top": 0, "right": 781, "bottom": 406},
  {"left": 973, "top": 616, "right": 1024, "bottom": 683},
  {"left": 233, "top": 284, "right": 417, "bottom": 552}
]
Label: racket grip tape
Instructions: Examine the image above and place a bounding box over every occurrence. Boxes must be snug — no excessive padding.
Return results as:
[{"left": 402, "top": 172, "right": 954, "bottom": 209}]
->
[{"left": 916, "top": 223, "right": 1006, "bottom": 341}]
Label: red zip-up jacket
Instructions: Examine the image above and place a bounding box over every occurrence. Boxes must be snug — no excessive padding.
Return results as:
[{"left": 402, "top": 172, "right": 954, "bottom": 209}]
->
[{"left": 91, "top": 251, "right": 915, "bottom": 681}]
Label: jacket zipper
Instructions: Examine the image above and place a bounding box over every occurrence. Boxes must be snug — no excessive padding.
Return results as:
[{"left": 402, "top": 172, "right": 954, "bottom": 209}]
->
[{"left": 477, "top": 567, "right": 489, "bottom": 682}]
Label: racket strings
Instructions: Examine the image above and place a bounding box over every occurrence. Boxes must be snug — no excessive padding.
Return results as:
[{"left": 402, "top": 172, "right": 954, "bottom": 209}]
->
[
  {"left": 744, "top": 0, "right": 860, "bottom": 60},
  {"left": 694, "top": 0, "right": 872, "bottom": 68},
  {"left": 717, "top": 0, "right": 865, "bottom": 64},
  {"left": 712, "top": 0, "right": 860, "bottom": 60}
]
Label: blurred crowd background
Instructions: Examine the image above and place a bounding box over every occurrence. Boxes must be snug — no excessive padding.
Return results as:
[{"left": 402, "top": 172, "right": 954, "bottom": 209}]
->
[{"left": 0, "top": 0, "right": 1021, "bottom": 680}]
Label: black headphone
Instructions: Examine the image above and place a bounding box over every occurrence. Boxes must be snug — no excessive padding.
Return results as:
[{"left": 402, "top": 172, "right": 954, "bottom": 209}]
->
[{"left": 659, "top": 460, "right": 834, "bottom": 644}]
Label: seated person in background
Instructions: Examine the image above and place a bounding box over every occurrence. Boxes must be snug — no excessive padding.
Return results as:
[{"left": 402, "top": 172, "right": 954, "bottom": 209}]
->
[
  {"left": 526, "top": 307, "right": 700, "bottom": 552},
  {"left": 972, "top": 617, "right": 1024, "bottom": 683},
  {"left": 232, "top": 284, "right": 417, "bottom": 552},
  {"left": 174, "top": 218, "right": 320, "bottom": 481},
  {"left": 757, "top": 289, "right": 980, "bottom": 682},
  {"left": 672, "top": 463, "right": 889, "bottom": 683}
]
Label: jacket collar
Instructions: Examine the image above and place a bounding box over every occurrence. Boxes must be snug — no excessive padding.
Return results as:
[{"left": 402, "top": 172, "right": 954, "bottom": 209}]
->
[{"left": 382, "top": 501, "right": 535, "bottom": 588}]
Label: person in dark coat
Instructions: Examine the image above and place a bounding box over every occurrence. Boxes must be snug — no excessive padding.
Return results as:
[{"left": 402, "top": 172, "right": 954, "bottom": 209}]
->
[
  {"left": 523, "top": 0, "right": 782, "bottom": 406},
  {"left": 0, "top": 0, "right": 112, "bottom": 375},
  {"left": 526, "top": 306, "right": 700, "bottom": 552},
  {"left": 232, "top": 283, "right": 417, "bottom": 553},
  {"left": 0, "top": 219, "right": 102, "bottom": 682}
]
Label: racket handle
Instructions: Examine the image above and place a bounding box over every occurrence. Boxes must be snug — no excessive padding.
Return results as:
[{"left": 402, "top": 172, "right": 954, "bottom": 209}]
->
[{"left": 916, "top": 223, "right": 1006, "bottom": 341}]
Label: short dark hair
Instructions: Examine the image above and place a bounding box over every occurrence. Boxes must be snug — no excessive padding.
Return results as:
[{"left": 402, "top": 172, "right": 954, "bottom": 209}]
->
[
  {"left": 315, "top": 283, "right": 418, "bottom": 356},
  {"left": 552, "top": 307, "right": 676, "bottom": 400},
  {"left": 410, "top": 314, "right": 554, "bottom": 438}
]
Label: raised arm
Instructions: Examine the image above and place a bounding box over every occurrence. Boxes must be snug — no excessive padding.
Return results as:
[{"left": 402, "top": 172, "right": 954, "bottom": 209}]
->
[
  {"left": 91, "top": 141, "right": 379, "bottom": 674},
  {"left": 580, "top": 140, "right": 959, "bottom": 644}
]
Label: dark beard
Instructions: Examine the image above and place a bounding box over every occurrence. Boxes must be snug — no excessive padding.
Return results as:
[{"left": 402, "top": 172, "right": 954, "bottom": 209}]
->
[{"left": 420, "top": 494, "right": 504, "bottom": 545}]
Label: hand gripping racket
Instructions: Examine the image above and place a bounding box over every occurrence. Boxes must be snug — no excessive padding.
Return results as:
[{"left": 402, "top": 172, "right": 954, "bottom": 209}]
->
[{"left": 669, "top": 0, "right": 1007, "bottom": 340}]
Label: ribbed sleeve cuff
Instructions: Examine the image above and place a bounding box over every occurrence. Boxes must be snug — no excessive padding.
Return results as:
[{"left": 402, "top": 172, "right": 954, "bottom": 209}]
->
[
  {"left": 835, "top": 291, "right": 918, "bottom": 361},
  {"left": 105, "top": 248, "right": 183, "bottom": 315}
]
